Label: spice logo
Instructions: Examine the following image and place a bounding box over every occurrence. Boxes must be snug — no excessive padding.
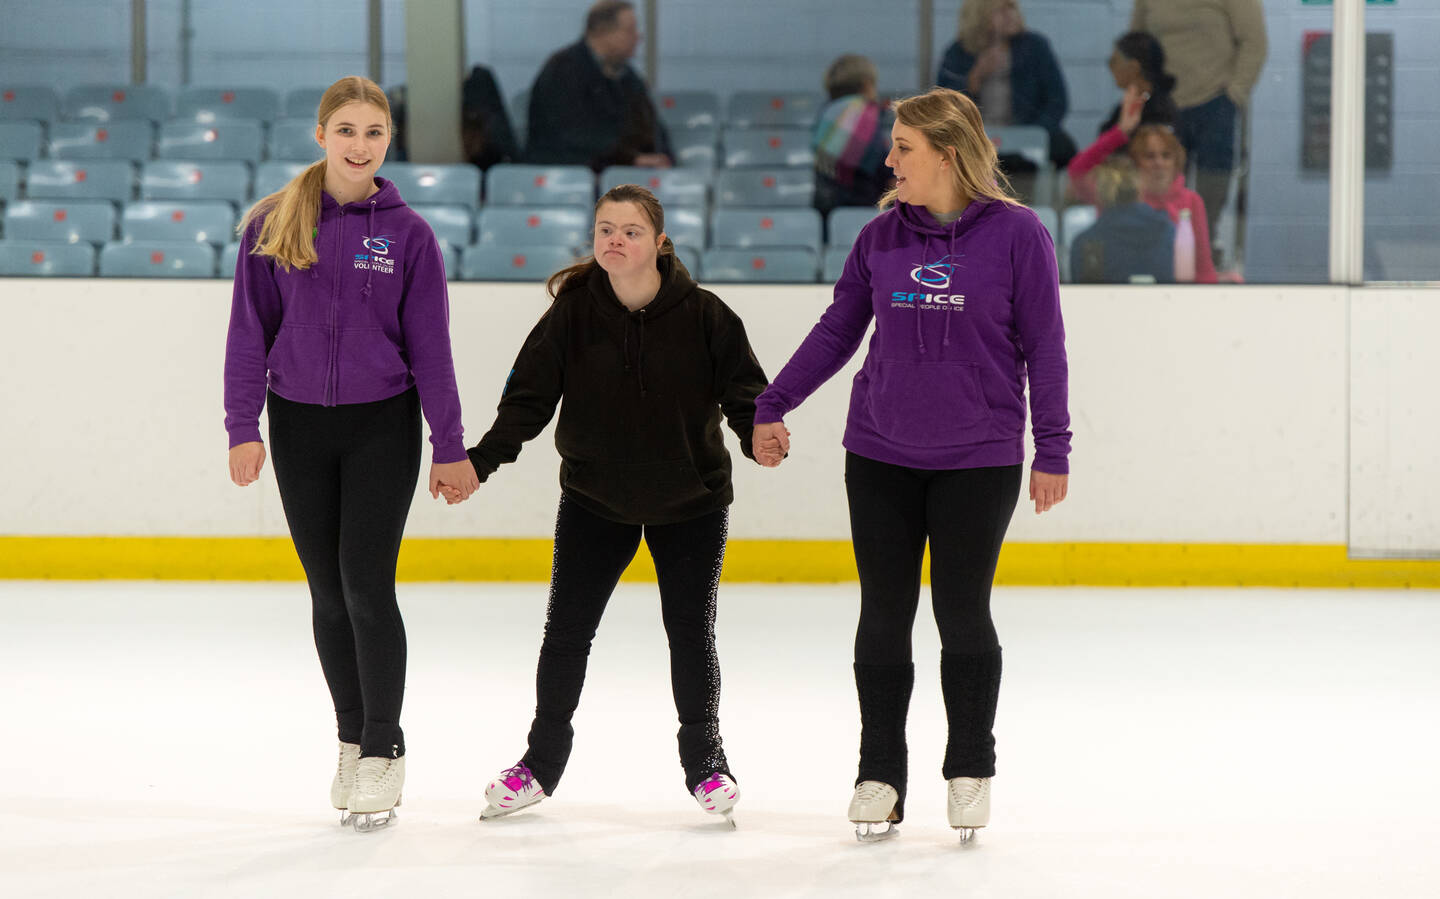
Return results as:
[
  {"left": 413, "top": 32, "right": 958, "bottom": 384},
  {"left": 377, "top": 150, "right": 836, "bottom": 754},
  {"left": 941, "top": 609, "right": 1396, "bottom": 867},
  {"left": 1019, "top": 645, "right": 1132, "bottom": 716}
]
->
[
  {"left": 910, "top": 254, "right": 959, "bottom": 289},
  {"left": 362, "top": 235, "right": 394, "bottom": 256},
  {"left": 354, "top": 235, "right": 397, "bottom": 275}
]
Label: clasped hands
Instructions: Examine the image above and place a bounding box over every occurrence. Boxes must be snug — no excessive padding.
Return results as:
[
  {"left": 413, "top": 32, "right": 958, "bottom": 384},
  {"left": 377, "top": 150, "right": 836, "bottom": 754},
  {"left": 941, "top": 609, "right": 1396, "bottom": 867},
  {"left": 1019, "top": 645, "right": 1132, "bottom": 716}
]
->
[{"left": 752, "top": 421, "right": 790, "bottom": 468}]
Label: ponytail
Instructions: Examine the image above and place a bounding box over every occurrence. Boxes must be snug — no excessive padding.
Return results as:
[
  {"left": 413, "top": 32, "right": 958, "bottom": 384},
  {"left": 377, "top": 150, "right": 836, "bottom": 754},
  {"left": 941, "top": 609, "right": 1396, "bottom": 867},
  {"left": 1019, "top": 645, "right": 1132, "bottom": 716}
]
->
[{"left": 239, "top": 159, "right": 327, "bottom": 271}]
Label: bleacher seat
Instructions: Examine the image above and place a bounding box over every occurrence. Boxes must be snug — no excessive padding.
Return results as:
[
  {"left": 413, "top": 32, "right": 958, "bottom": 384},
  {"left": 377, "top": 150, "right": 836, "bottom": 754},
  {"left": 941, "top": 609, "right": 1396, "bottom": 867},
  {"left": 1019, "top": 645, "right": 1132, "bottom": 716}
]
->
[
  {"left": 122, "top": 201, "right": 237, "bottom": 245},
  {"left": 822, "top": 245, "right": 851, "bottom": 282},
  {"left": 599, "top": 166, "right": 709, "bottom": 207},
  {"left": 0, "top": 241, "right": 96, "bottom": 276},
  {"left": 141, "top": 161, "right": 250, "bottom": 204},
  {"left": 48, "top": 121, "right": 153, "bottom": 162},
  {"left": 4, "top": 200, "right": 116, "bottom": 244},
  {"left": 284, "top": 87, "right": 327, "bottom": 119},
  {"left": 655, "top": 91, "right": 720, "bottom": 130},
  {"left": 0, "top": 160, "right": 18, "bottom": 203},
  {"left": 158, "top": 120, "right": 265, "bottom": 163},
  {"left": 1033, "top": 205, "right": 1059, "bottom": 248},
  {"left": 988, "top": 125, "right": 1052, "bottom": 206},
  {"left": 486, "top": 164, "right": 595, "bottom": 206},
  {"left": 384, "top": 162, "right": 482, "bottom": 209},
  {"left": 268, "top": 118, "right": 322, "bottom": 162},
  {"left": 663, "top": 207, "right": 707, "bottom": 250},
  {"left": 100, "top": 240, "right": 216, "bottom": 277},
  {"left": 671, "top": 126, "right": 718, "bottom": 171},
  {"left": 721, "top": 127, "right": 815, "bottom": 168},
  {"left": 411, "top": 205, "right": 473, "bottom": 248},
  {"left": 0, "top": 86, "right": 59, "bottom": 122},
  {"left": 461, "top": 245, "right": 576, "bottom": 282},
  {"left": 726, "top": 92, "right": 822, "bottom": 128},
  {"left": 714, "top": 168, "right": 815, "bottom": 207},
  {"left": 219, "top": 241, "right": 241, "bottom": 278},
  {"left": 0, "top": 122, "right": 43, "bottom": 162},
  {"left": 25, "top": 160, "right": 134, "bottom": 202},
  {"left": 439, "top": 242, "right": 461, "bottom": 281},
  {"left": 702, "top": 247, "right": 817, "bottom": 283},
  {"left": 64, "top": 85, "right": 171, "bottom": 123},
  {"left": 711, "top": 208, "right": 822, "bottom": 252},
  {"left": 476, "top": 207, "right": 591, "bottom": 248},
  {"left": 1061, "top": 205, "right": 1098, "bottom": 246},
  {"left": 672, "top": 244, "right": 702, "bottom": 279},
  {"left": 827, "top": 206, "right": 880, "bottom": 248},
  {"left": 176, "top": 87, "right": 280, "bottom": 123},
  {"left": 253, "top": 161, "right": 308, "bottom": 200}
]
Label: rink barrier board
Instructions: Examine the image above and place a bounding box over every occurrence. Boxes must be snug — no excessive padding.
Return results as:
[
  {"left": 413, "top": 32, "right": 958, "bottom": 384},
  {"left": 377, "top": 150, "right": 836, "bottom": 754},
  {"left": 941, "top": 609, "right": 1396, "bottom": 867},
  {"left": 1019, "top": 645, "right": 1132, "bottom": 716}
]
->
[{"left": 1, "top": 538, "right": 1438, "bottom": 588}]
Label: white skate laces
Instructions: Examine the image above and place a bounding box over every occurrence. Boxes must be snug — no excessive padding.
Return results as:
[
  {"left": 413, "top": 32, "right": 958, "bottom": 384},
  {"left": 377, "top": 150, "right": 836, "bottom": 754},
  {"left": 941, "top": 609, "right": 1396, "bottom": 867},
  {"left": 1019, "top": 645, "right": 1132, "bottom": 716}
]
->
[
  {"left": 348, "top": 755, "right": 405, "bottom": 833},
  {"left": 947, "top": 776, "right": 991, "bottom": 844},
  {"left": 692, "top": 773, "right": 740, "bottom": 827},
  {"left": 479, "top": 762, "right": 546, "bottom": 820},
  {"left": 331, "top": 741, "right": 361, "bottom": 825},
  {"left": 849, "top": 781, "right": 901, "bottom": 842}
]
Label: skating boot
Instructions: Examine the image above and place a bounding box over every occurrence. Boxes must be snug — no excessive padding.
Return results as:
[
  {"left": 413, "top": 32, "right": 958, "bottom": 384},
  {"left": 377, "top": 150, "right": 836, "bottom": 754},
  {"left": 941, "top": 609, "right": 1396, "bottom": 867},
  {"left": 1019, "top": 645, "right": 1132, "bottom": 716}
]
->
[
  {"left": 947, "top": 776, "right": 990, "bottom": 844},
  {"left": 848, "top": 781, "right": 900, "bottom": 842},
  {"left": 330, "top": 741, "right": 361, "bottom": 826},
  {"left": 348, "top": 755, "right": 404, "bottom": 832},
  {"left": 479, "top": 762, "right": 546, "bottom": 820},
  {"left": 693, "top": 772, "right": 740, "bottom": 828}
]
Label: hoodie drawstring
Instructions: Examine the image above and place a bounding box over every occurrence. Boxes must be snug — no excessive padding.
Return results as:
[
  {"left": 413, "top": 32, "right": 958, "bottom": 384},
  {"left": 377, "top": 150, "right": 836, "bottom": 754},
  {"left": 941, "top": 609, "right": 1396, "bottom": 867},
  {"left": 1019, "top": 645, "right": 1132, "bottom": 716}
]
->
[
  {"left": 360, "top": 200, "right": 376, "bottom": 299},
  {"left": 942, "top": 227, "right": 957, "bottom": 348},
  {"left": 636, "top": 311, "right": 647, "bottom": 396},
  {"left": 916, "top": 232, "right": 928, "bottom": 355}
]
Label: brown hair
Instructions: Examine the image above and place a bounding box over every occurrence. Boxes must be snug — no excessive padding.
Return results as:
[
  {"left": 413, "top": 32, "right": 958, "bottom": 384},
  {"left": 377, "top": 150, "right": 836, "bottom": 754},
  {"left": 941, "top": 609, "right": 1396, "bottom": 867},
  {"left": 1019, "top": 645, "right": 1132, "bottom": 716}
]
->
[
  {"left": 585, "top": 0, "right": 633, "bottom": 35},
  {"left": 1128, "top": 124, "right": 1186, "bottom": 173},
  {"left": 958, "top": 0, "right": 1025, "bottom": 55},
  {"left": 878, "top": 87, "right": 1020, "bottom": 210},
  {"left": 238, "top": 75, "right": 393, "bottom": 271},
  {"left": 546, "top": 183, "right": 675, "bottom": 299}
]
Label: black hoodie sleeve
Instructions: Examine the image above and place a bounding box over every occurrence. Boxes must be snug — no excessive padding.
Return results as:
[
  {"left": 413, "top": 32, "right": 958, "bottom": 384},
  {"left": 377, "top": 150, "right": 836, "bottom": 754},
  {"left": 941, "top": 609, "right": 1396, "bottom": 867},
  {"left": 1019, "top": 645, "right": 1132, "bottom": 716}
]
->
[
  {"left": 707, "top": 297, "right": 769, "bottom": 462},
  {"left": 467, "top": 303, "right": 568, "bottom": 481}
]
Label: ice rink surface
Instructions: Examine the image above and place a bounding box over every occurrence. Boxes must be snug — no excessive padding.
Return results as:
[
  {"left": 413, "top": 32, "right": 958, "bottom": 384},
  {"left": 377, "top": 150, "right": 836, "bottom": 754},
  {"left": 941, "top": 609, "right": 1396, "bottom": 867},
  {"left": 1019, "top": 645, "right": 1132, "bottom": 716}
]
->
[{"left": 2, "top": 580, "right": 1438, "bottom": 898}]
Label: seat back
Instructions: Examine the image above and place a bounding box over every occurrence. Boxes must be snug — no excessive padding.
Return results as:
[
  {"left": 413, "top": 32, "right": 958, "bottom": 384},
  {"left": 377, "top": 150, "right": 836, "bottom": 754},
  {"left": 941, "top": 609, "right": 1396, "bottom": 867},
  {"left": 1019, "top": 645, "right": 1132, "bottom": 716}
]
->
[
  {"left": 48, "top": 121, "right": 154, "bottom": 162},
  {"left": 655, "top": 90, "right": 721, "bottom": 130},
  {"left": 714, "top": 168, "right": 815, "bottom": 207},
  {"left": 64, "top": 85, "right": 171, "bottom": 123},
  {"left": 4, "top": 200, "right": 117, "bottom": 244},
  {"left": 268, "top": 118, "right": 323, "bottom": 162},
  {"left": 121, "top": 200, "right": 237, "bottom": 245},
  {"left": 0, "top": 121, "right": 43, "bottom": 161},
  {"left": 0, "top": 240, "right": 96, "bottom": 276},
  {"left": 721, "top": 126, "right": 815, "bottom": 168},
  {"left": 460, "top": 244, "right": 578, "bottom": 282},
  {"left": 710, "top": 208, "right": 822, "bottom": 252},
  {"left": 25, "top": 161, "right": 134, "bottom": 202},
  {"left": 701, "top": 247, "right": 817, "bottom": 283},
  {"left": 0, "top": 86, "right": 59, "bottom": 122},
  {"left": 476, "top": 207, "right": 592, "bottom": 249},
  {"left": 598, "top": 166, "right": 709, "bottom": 207},
  {"left": 175, "top": 87, "right": 280, "bottom": 123},
  {"left": 726, "top": 91, "right": 822, "bottom": 128},
  {"left": 141, "top": 161, "right": 250, "bottom": 203},
  {"left": 384, "top": 162, "right": 482, "bottom": 209},
  {"left": 826, "top": 206, "right": 880, "bottom": 249},
  {"left": 100, "top": 240, "right": 216, "bottom": 277},
  {"left": 158, "top": 120, "right": 264, "bottom": 162},
  {"left": 486, "top": 164, "right": 595, "bottom": 206},
  {"left": 411, "top": 204, "right": 474, "bottom": 248}
]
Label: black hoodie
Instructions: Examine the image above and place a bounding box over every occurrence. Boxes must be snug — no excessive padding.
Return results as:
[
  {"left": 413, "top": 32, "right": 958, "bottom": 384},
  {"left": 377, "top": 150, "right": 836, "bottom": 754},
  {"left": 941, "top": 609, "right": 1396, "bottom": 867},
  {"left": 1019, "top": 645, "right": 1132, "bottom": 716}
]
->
[{"left": 467, "top": 255, "right": 769, "bottom": 525}]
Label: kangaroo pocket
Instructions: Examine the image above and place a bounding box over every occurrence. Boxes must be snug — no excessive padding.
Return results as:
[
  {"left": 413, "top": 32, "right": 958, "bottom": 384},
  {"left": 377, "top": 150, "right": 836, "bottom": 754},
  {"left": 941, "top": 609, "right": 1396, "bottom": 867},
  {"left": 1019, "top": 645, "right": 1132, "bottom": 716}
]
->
[
  {"left": 862, "top": 360, "right": 993, "bottom": 447},
  {"left": 265, "top": 323, "right": 331, "bottom": 396},
  {"left": 337, "top": 327, "right": 411, "bottom": 396},
  {"left": 562, "top": 458, "right": 713, "bottom": 521}
]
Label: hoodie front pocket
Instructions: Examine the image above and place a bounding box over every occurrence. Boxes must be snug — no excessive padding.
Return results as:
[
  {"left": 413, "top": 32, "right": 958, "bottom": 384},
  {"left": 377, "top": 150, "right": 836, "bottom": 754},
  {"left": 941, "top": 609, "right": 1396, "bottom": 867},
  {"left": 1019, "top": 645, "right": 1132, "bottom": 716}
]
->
[{"left": 864, "top": 360, "right": 993, "bottom": 447}]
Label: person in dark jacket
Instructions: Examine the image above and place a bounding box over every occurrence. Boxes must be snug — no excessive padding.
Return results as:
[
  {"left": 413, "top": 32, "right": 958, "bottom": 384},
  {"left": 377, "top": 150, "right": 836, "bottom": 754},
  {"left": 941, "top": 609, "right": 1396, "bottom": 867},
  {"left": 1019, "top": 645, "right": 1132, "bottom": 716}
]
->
[
  {"left": 1070, "top": 160, "right": 1175, "bottom": 283},
  {"left": 461, "top": 64, "right": 519, "bottom": 170},
  {"left": 443, "top": 184, "right": 767, "bottom": 826},
  {"left": 936, "top": 0, "right": 1076, "bottom": 168},
  {"left": 523, "top": 0, "right": 673, "bottom": 170}
]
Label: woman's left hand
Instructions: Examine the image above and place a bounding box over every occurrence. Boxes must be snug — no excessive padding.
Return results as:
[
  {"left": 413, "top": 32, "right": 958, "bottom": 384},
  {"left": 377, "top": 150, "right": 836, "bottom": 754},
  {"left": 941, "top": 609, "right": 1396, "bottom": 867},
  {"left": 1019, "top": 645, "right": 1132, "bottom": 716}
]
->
[
  {"left": 1030, "top": 470, "right": 1068, "bottom": 514},
  {"left": 430, "top": 459, "right": 480, "bottom": 502}
]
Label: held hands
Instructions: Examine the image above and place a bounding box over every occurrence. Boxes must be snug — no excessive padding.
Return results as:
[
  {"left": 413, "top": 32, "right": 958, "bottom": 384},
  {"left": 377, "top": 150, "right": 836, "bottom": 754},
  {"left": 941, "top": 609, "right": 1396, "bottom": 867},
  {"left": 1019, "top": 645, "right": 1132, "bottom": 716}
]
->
[
  {"left": 228, "top": 442, "right": 266, "bottom": 486},
  {"left": 752, "top": 421, "right": 791, "bottom": 468},
  {"left": 431, "top": 459, "right": 480, "bottom": 505},
  {"left": 1030, "top": 469, "right": 1068, "bottom": 515}
]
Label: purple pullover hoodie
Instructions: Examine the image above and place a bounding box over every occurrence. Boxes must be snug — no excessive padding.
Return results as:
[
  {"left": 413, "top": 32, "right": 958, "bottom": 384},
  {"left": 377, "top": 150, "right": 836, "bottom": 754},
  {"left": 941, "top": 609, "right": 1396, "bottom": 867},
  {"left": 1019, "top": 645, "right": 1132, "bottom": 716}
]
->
[
  {"left": 224, "top": 177, "right": 467, "bottom": 463},
  {"left": 754, "top": 199, "right": 1070, "bottom": 473}
]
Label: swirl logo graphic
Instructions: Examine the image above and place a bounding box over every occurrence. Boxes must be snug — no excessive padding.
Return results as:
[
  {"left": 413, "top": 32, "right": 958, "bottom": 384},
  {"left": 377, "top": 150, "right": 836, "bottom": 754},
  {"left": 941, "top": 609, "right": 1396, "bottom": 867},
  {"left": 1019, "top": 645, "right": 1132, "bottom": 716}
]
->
[
  {"left": 910, "top": 255, "right": 958, "bottom": 289},
  {"left": 363, "top": 236, "right": 394, "bottom": 256}
]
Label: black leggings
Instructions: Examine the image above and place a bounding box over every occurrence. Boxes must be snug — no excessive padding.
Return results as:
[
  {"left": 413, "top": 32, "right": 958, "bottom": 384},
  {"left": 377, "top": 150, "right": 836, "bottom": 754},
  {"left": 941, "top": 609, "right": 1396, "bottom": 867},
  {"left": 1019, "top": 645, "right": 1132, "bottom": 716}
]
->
[
  {"left": 521, "top": 496, "right": 731, "bottom": 795},
  {"left": 267, "top": 388, "right": 421, "bottom": 759}
]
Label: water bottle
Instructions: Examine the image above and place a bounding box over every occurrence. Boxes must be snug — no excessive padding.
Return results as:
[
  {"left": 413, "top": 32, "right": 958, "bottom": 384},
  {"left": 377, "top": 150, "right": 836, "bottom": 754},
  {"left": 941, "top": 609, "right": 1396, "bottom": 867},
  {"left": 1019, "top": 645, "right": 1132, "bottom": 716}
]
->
[{"left": 1174, "top": 208, "right": 1196, "bottom": 283}]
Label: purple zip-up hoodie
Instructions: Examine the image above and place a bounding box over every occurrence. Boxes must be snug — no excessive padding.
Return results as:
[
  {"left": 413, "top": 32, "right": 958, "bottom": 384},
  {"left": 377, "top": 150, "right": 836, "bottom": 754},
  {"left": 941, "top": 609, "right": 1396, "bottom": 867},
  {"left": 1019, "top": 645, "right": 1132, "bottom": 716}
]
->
[
  {"left": 223, "top": 177, "right": 467, "bottom": 463},
  {"left": 754, "top": 199, "right": 1070, "bottom": 473}
]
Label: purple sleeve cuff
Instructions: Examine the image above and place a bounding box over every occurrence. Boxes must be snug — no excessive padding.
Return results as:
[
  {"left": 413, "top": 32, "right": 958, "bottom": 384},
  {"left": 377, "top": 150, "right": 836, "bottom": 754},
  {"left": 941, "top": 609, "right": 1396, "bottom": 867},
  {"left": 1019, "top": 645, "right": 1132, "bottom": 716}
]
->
[{"left": 227, "top": 426, "right": 263, "bottom": 449}]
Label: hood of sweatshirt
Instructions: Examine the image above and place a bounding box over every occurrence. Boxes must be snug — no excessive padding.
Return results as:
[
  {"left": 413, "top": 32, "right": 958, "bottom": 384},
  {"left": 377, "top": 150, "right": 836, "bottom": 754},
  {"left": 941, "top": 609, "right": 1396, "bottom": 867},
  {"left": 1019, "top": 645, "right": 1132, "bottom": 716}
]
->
[{"left": 585, "top": 253, "right": 697, "bottom": 395}]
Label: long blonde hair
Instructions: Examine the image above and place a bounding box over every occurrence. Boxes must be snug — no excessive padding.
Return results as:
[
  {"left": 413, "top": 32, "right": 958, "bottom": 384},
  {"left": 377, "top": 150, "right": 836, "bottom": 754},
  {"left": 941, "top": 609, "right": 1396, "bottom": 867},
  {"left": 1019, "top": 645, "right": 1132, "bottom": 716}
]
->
[
  {"left": 546, "top": 184, "right": 676, "bottom": 299},
  {"left": 959, "top": 0, "right": 1025, "bottom": 55},
  {"left": 878, "top": 88, "right": 1020, "bottom": 210},
  {"left": 239, "top": 76, "right": 393, "bottom": 271}
]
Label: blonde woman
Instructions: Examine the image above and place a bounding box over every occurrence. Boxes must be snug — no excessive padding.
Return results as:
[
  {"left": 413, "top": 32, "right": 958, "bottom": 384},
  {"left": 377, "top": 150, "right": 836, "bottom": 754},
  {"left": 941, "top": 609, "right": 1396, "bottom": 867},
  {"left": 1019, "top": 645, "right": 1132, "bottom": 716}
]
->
[
  {"left": 752, "top": 88, "right": 1071, "bottom": 843},
  {"left": 223, "top": 76, "right": 478, "bottom": 832}
]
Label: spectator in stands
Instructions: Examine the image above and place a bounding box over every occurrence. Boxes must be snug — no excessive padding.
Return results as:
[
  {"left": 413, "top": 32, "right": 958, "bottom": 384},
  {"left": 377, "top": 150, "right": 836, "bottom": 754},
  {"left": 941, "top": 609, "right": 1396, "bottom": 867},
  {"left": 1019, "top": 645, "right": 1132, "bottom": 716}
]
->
[
  {"left": 462, "top": 64, "right": 519, "bottom": 171},
  {"left": 1131, "top": 0, "right": 1267, "bottom": 237},
  {"left": 1070, "top": 160, "right": 1175, "bottom": 284},
  {"left": 814, "top": 54, "right": 893, "bottom": 216},
  {"left": 936, "top": 0, "right": 1076, "bottom": 169},
  {"left": 1129, "top": 123, "right": 1216, "bottom": 282},
  {"left": 524, "top": 0, "right": 673, "bottom": 171}
]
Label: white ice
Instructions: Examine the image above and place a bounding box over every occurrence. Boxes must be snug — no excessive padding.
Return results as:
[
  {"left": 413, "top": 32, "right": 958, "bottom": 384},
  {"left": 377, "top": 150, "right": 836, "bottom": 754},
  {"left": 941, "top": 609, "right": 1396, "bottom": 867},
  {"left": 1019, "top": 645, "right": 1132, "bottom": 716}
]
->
[{"left": 2, "top": 581, "right": 1438, "bottom": 898}]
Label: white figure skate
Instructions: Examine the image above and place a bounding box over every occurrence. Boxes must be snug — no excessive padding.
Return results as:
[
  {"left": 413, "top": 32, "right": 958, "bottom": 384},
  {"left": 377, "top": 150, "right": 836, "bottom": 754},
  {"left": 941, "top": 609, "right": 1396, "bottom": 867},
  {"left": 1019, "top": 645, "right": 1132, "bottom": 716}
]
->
[
  {"left": 693, "top": 772, "right": 740, "bottom": 828},
  {"left": 330, "top": 741, "right": 361, "bottom": 826},
  {"left": 348, "top": 755, "right": 404, "bottom": 833},
  {"left": 479, "top": 763, "right": 546, "bottom": 820},
  {"left": 947, "top": 776, "right": 990, "bottom": 844},
  {"left": 848, "top": 781, "right": 900, "bottom": 842}
]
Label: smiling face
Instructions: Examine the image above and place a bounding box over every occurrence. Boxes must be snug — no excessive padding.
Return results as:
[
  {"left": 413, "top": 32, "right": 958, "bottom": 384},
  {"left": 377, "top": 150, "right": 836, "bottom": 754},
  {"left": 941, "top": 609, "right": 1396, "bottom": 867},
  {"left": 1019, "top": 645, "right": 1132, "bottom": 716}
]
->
[
  {"left": 593, "top": 200, "right": 664, "bottom": 280},
  {"left": 885, "top": 121, "right": 954, "bottom": 211},
  {"left": 1132, "top": 131, "right": 1179, "bottom": 194},
  {"left": 316, "top": 100, "right": 390, "bottom": 199}
]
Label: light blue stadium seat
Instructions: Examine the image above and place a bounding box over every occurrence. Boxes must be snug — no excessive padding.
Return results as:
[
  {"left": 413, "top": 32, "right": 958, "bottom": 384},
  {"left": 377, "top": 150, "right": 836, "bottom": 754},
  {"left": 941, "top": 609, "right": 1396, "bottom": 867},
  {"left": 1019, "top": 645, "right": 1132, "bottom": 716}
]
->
[
  {"left": 599, "top": 166, "right": 709, "bottom": 207},
  {"left": 284, "top": 87, "right": 327, "bottom": 119},
  {"left": 673, "top": 244, "right": 702, "bottom": 279},
  {"left": 1033, "top": 205, "right": 1059, "bottom": 248},
  {"left": 100, "top": 241, "right": 216, "bottom": 277},
  {"left": 476, "top": 206, "right": 591, "bottom": 249},
  {"left": 4, "top": 200, "right": 116, "bottom": 244},
  {"left": 721, "top": 127, "right": 815, "bottom": 168},
  {"left": 48, "top": 121, "right": 153, "bottom": 162},
  {"left": 384, "top": 162, "right": 482, "bottom": 209},
  {"left": 0, "top": 160, "right": 18, "bottom": 203},
  {"left": 711, "top": 208, "right": 822, "bottom": 252},
  {"left": 1061, "top": 204, "right": 1098, "bottom": 247},
  {"left": 671, "top": 126, "right": 718, "bottom": 171},
  {"left": 0, "top": 240, "right": 96, "bottom": 276},
  {"left": 486, "top": 164, "right": 595, "bottom": 206},
  {"left": 461, "top": 245, "right": 577, "bottom": 282},
  {"left": 826, "top": 206, "right": 880, "bottom": 248},
  {"left": 158, "top": 120, "right": 264, "bottom": 163},
  {"left": 412, "top": 205, "right": 473, "bottom": 248},
  {"left": 253, "top": 161, "right": 308, "bottom": 200},
  {"left": 726, "top": 91, "right": 822, "bottom": 128},
  {"left": 0, "top": 122, "right": 43, "bottom": 161},
  {"left": 176, "top": 87, "right": 280, "bottom": 123},
  {"left": 141, "top": 161, "right": 250, "bottom": 204},
  {"left": 822, "top": 245, "right": 852, "bottom": 282},
  {"left": 268, "top": 118, "right": 322, "bottom": 162},
  {"left": 714, "top": 168, "right": 815, "bottom": 207},
  {"left": 655, "top": 90, "right": 720, "bottom": 130},
  {"left": 122, "top": 201, "right": 236, "bottom": 245},
  {"left": 0, "top": 86, "right": 59, "bottom": 122},
  {"left": 219, "top": 241, "right": 241, "bottom": 278},
  {"left": 440, "top": 242, "right": 461, "bottom": 281},
  {"left": 988, "top": 125, "right": 1053, "bottom": 206},
  {"left": 664, "top": 206, "right": 707, "bottom": 250},
  {"left": 64, "top": 85, "right": 171, "bottom": 123},
  {"left": 702, "top": 247, "right": 817, "bottom": 283},
  {"left": 25, "top": 161, "right": 134, "bottom": 202}
]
